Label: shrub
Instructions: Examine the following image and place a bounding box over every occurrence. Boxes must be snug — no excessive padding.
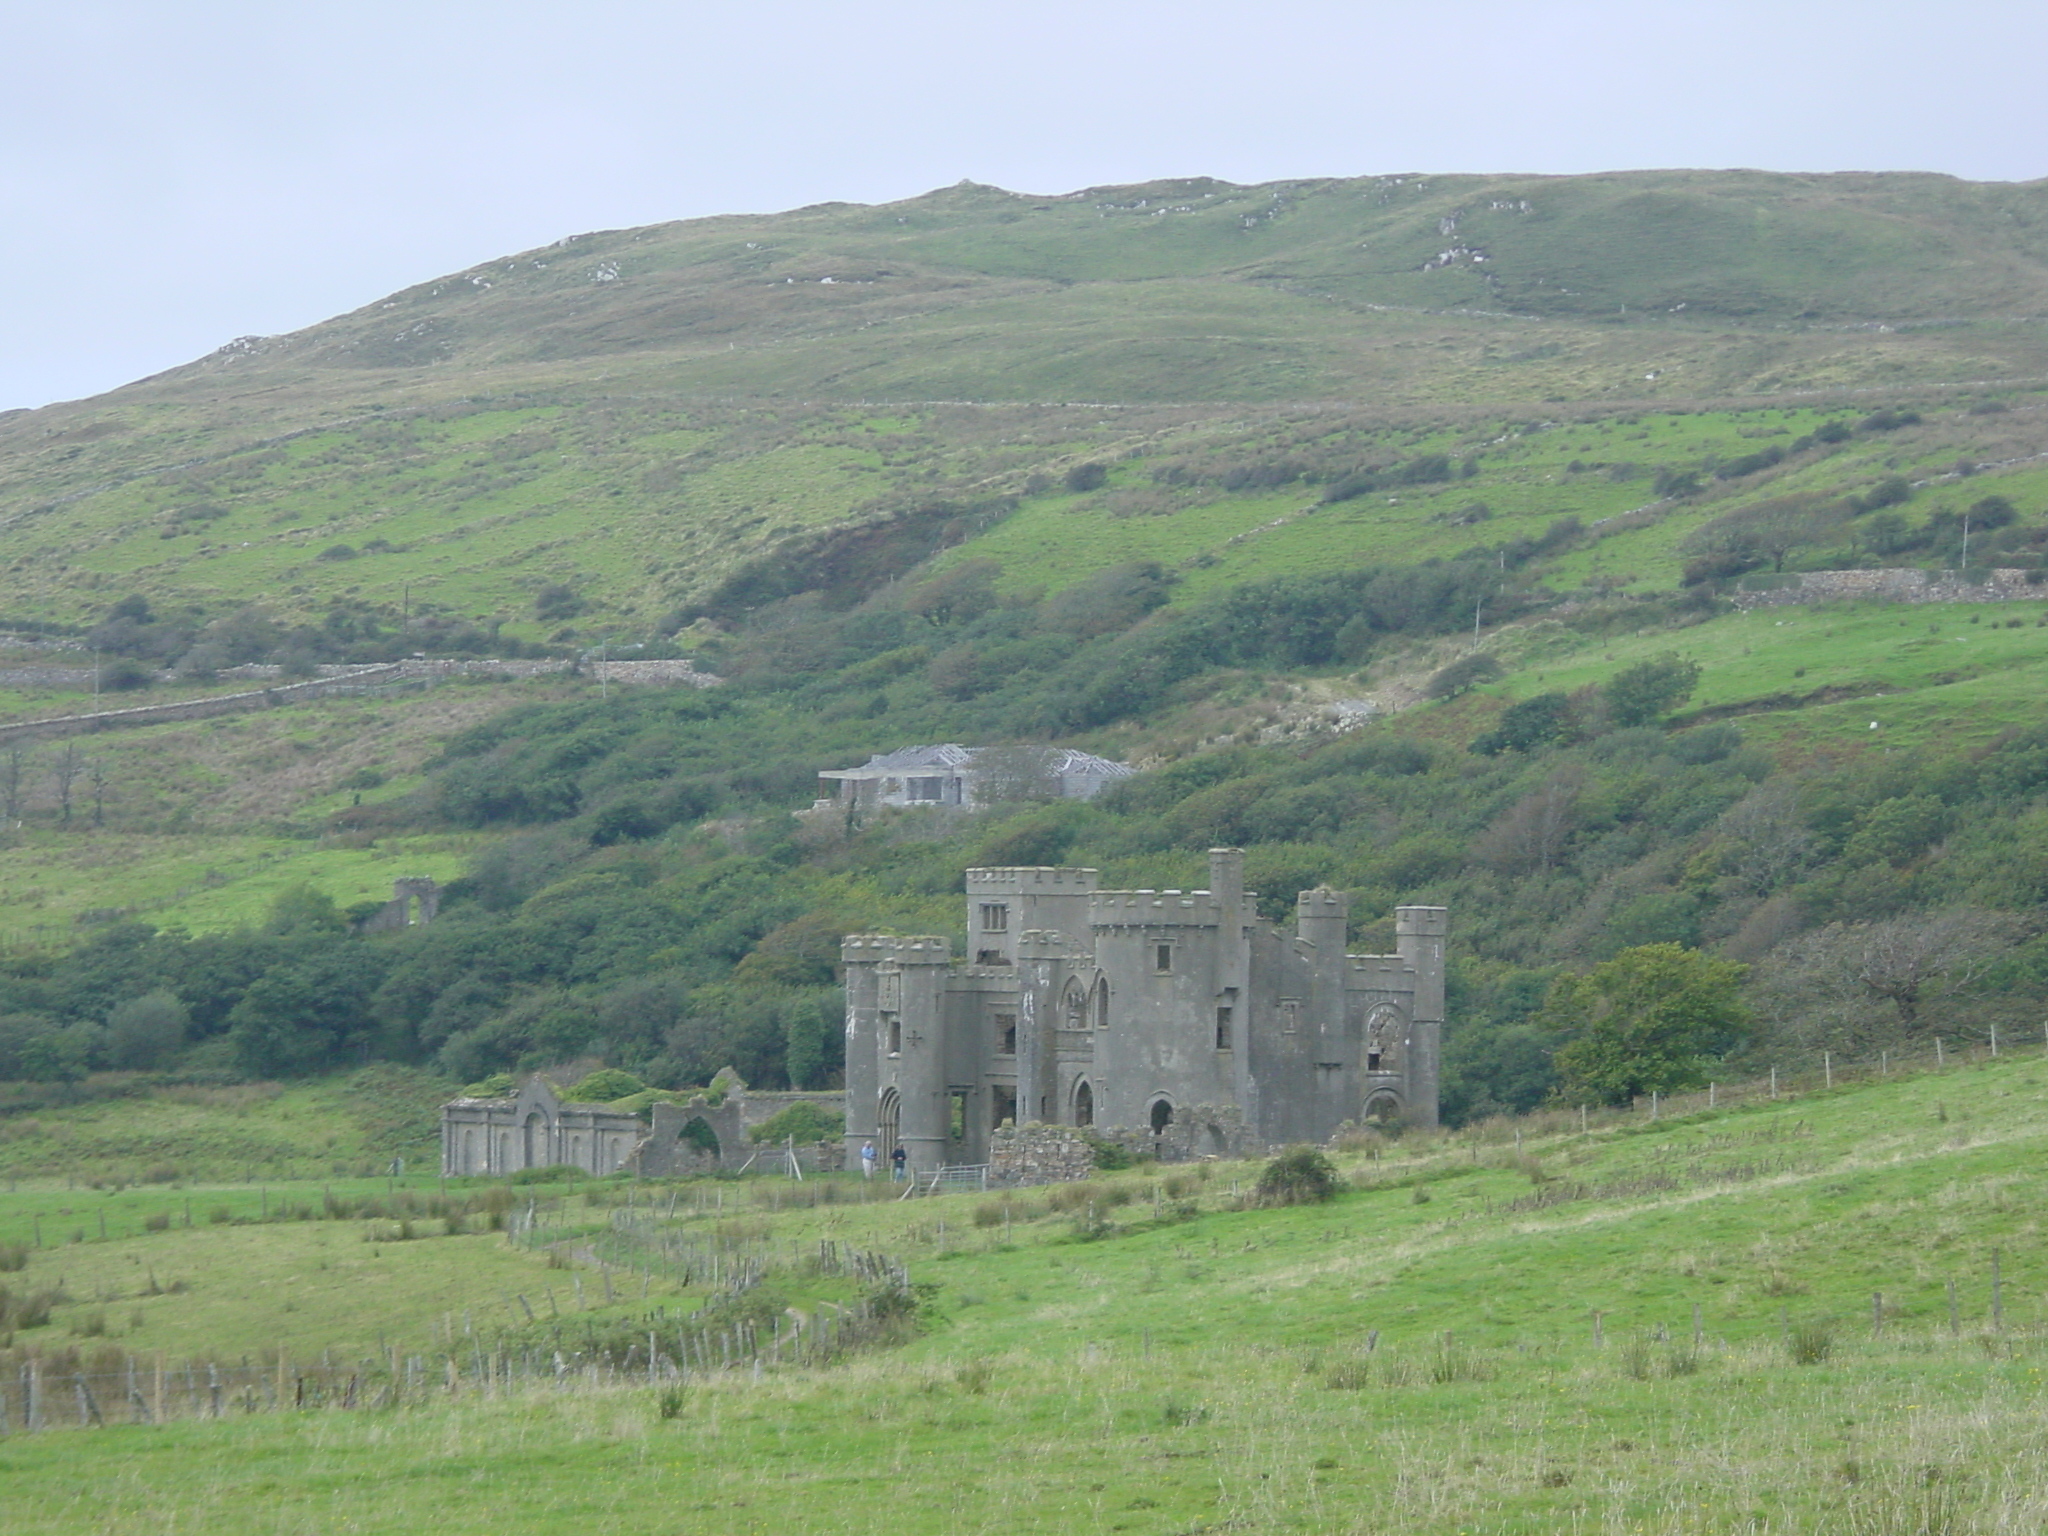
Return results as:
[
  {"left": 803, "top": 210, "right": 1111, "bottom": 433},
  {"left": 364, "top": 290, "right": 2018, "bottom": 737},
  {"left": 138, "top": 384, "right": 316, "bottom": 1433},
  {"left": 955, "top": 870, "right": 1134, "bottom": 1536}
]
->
[{"left": 1252, "top": 1146, "right": 1344, "bottom": 1207}]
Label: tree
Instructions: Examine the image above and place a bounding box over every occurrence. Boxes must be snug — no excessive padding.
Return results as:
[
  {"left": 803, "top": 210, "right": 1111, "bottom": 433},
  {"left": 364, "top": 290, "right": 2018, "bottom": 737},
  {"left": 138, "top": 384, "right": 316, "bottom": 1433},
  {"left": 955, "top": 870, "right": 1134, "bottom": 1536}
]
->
[
  {"left": 1763, "top": 909, "right": 2017, "bottom": 1035},
  {"left": 52, "top": 743, "right": 83, "bottom": 825},
  {"left": 1426, "top": 652, "right": 1503, "bottom": 701},
  {"left": 104, "top": 990, "right": 189, "bottom": 1070},
  {"left": 1603, "top": 653, "right": 1702, "bottom": 728},
  {"left": 1470, "top": 692, "right": 1577, "bottom": 755},
  {"left": 1548, "top": 943, "right": 1750, "bottom": 1106}
]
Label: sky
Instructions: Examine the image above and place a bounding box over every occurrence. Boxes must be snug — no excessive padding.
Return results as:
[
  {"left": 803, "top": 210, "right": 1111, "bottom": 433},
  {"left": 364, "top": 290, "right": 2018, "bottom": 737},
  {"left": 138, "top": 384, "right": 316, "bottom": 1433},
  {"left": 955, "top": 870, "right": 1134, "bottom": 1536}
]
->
[{"left": 5, "top": 0, "right": 2045, "bottom": 413}]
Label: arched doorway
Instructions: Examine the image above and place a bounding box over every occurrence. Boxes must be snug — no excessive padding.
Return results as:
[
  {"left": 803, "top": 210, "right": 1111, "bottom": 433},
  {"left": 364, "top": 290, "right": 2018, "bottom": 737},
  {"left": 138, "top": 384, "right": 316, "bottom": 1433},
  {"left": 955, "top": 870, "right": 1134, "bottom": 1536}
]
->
[
  {"left": 1149, "top": 1098, "right": 1174, "bottom": 1136},
  {"left": 523, "top": 1111, "right": 548, "bottom": 1168},
  {"left": 1364, "top": 1091, "right": 1402, "bottom": 1126},
  {"left": 876, "top": 1088, "right": 901, "bottom": 1165},
  {"left": 1073, "top": 1080, "right": 1094, "bottom": 1127}
]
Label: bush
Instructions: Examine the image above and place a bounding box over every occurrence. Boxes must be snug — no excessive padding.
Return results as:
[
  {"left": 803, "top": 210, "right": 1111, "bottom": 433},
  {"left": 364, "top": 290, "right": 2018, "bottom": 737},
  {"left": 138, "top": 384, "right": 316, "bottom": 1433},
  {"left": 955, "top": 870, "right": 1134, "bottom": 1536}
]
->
[
  {"left": 1252, "top": 1146, "right": 1344, "bottom": 1207},
  {"left": 1788, "top": 1320, "right": 1835, "bottom": 1366}
]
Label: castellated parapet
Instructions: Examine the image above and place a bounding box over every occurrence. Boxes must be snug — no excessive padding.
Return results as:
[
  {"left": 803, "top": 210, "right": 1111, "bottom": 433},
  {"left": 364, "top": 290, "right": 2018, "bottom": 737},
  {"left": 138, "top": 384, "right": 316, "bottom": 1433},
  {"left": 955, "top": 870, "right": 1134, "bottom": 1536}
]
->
[{"left": 843, "top": 848, "right": 1447, "bottom": 1175}]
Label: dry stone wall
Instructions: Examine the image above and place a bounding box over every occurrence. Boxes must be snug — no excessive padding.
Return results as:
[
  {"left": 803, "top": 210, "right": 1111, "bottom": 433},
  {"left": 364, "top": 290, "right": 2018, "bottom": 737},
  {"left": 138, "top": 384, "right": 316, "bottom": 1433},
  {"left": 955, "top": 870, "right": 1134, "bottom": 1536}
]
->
[{"left": 1733, "top": 568, "right": 2046, "bottom": 610}]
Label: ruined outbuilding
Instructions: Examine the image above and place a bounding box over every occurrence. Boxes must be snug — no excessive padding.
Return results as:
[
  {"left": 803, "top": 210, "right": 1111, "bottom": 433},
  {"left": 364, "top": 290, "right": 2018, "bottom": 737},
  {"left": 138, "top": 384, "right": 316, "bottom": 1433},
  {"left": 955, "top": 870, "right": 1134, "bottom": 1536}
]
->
[{"left": 842, "top": 849, "right": 1445, "bottom": 1174}]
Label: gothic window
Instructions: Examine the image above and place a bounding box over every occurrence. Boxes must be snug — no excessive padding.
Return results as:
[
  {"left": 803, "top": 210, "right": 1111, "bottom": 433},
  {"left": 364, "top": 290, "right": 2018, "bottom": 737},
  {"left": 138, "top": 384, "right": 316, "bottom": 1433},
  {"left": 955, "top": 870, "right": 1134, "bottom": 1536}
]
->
[
  {"left": 1215, "top": 1006, "right": 1234, "bottom": 1051},
  {"left": 1093, "top": 976, "right": 1110, "bottom": 1029},
  {"left": 995, "top": 1013, "right": 1017, "bottom": 1054},
  {"left": 1365, "top": 1004, "right": 1405, "bottom": 1073},
  {"left": 886, "top": 1013, "right": 902, "bottom": 1055},
  {"left": 1064, "top": 981, "right": 1089, "bottom": 1028},
  {"left": 1149, "top": 1099, "right": 1174, "bottom": 1135},
  {"left": 1073, "top": 1080, "right": 1094, "bottom": 1127}
]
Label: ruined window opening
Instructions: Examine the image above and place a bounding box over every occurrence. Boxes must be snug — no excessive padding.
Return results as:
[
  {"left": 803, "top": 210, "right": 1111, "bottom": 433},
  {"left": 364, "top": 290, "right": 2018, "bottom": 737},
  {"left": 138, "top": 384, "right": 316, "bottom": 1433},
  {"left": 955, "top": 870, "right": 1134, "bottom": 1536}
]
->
[
  {"left": 1366, "top": 1049, "right": 1382, "bottom": 1071},
  {"left": 995, "top": 1013, "right": 1017, "bottom": 1054},
  {"left": 1073, "top": 1080, "right": 1094, "bottom": 1127},
  {"left": 1150, "top": 1099, "right": 1174, "bottom": 1135},
  {"left": 886, "top": 1013, "right": 901, "bottom": 1055},
  {"left": 907, "top": 776, "right": 945, "bottom": 802},
  {"left": 1154, "top": 943, "right": 1173, "bottom": 973},
  {"left": 979, "top": 903, "right": 1008, "bottom": 931},
  {"left": 1214, "top": 1006, "right": 1234, "bottom": 1051},
  {"left": 991, "top": 1085, "right": 1017, "bottom": 1130},
  {"left": 975, "top": 950, "right": 1007, "bottom": 966},
  {"left": 949, "top": 1091, "right": 969, "bottom": 1142}
]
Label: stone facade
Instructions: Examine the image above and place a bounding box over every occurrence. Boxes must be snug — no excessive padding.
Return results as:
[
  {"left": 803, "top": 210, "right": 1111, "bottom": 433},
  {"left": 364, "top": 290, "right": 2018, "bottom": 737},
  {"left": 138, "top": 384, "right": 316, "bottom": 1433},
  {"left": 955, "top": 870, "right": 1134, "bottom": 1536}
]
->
[
  {"left": 355, "top": 878, "right": 440, "bottom": 934},
  {"left": 841, "top": 850, "right": 1446, "bottom": 1176},
  {"left": 440, "top": 1077, "right": 644, "bottom": 1177},
  {"left": 439, "top": 1073, "right": 845, "bottom": 1178}
]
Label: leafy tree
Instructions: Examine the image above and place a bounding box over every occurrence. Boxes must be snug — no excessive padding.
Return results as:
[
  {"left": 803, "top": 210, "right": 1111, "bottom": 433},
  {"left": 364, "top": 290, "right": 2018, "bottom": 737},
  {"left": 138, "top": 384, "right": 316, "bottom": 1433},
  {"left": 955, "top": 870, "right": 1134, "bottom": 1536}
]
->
[
  {"left": 1471, "top": 692, "right": 1578, "bottom": 755},
  {"left": 1548, "top": 943, "right": 1750, "bottom": 1105},
  {"left": 1603, "top": 653, "right": 1701, "bottom": 728},
  {"left": 565, "top": 1067, "right": 645, "bottom": 1102},
  {"left": 1426, "top": 652, "right": 1503, "bottom": 700},
  {"left": 104, "top": 991, "right": 189, "bottom": 1070}
]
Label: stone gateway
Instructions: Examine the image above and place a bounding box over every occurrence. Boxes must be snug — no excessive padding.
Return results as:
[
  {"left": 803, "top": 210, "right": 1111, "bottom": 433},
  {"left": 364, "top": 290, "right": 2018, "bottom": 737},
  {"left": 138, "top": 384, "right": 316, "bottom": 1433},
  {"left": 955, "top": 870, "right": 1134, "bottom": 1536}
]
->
[{"left": 841, "top": 849, "right": 1445, "bottom": 1175}]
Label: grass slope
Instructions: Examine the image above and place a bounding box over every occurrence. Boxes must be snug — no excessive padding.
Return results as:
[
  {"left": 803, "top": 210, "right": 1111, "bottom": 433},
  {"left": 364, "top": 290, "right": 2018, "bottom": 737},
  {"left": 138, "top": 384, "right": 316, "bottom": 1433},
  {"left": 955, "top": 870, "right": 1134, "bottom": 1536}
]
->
[{"left": 1, "top": 1052, "right": 2046, "bottom": 1530}]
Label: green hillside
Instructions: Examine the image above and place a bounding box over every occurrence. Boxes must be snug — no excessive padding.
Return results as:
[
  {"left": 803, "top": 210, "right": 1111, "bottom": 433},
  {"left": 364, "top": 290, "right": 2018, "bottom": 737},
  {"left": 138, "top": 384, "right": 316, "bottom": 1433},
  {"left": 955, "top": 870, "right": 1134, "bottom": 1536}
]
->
[
  {"left": 6, "top": 169, "right": 2048, "bottom": 645},
  {"left": 1, "top": 1052, "right": 2047, "bottom": 1532}
]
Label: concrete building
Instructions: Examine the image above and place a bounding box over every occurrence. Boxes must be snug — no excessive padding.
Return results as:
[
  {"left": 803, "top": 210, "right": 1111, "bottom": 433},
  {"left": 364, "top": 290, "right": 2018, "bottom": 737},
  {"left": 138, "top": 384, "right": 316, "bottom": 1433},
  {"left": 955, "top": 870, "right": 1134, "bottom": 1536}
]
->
[
  {"left": 816, "top": 744, "right": 1132, "bottom": 812},
  {"left": 842, "top": 849, "right": 1445, "bottom": 1174}
]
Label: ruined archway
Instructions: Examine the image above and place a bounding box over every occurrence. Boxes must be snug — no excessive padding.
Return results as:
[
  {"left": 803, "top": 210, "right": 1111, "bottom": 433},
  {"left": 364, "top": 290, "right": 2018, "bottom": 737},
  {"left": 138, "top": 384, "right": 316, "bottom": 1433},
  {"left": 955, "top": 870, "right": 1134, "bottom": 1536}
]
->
[
  {"left": 679, "top": 1116, "right": 720, "bottom": 1160},
  {"left": 1149, "top": 1098, "right": 1174, "bottom": 1136},
  {"left": 523, "top": 1111, "right": 548, "bottom": 1168},
  {"left": 1073, "top": 1079, "right": 1094, "bottom": 1127}
]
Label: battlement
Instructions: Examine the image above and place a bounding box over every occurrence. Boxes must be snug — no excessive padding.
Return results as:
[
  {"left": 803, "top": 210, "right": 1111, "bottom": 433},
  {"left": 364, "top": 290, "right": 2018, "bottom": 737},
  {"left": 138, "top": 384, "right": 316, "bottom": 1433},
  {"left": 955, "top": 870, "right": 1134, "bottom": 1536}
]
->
[
  {"left": 841, "top": 934, "right": 954, "bottom": 965},
  {"left": 1089, "top": 889, "right": 1228, "bottom": 929},
  {"left": 967, "top": 866, "right": 1100, "bottom": 893}
]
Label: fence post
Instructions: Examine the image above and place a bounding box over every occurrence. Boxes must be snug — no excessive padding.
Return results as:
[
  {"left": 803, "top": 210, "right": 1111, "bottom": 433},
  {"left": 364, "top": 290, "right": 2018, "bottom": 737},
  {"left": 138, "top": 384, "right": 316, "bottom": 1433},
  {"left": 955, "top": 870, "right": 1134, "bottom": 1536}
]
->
[
  {"left": 1947, "top": 1278, "right": 1959, "bottom": 1338},
  {"left": 1770, "top": 1067, "right": 1777, "bottom": 1099},
  {"left": 1592, "top": 1310, "right": 1603, "bottom": 1348},
  {"left": 1993, "top": 1250, "right": 2004, "bottom": 1331},
  {"left": 1692, "top": 1303, "right": 1702, "bottom": 1350},
  {"left": 1936, "top": 1037, "right": 1944, "bottom": 1068},
  {"left": 1824, "top": 1052, "right": 1832, "bottom": 1089},
  {"left": 1708, "top": 1082, "right": 1716, "bottom": 1108},
  {"left": 1872, "top": 1292, "right": 1882, "bottom": 1338},
  {"left": 1990, "top": 1023, "right": 1999, "bottom": 1057}
]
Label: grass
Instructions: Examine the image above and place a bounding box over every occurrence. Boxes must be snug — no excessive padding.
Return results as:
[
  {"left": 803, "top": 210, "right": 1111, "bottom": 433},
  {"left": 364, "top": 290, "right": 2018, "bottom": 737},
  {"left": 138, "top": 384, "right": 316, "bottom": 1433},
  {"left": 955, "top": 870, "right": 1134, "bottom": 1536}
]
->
[{"left": 2, "top": 1050, "right": 2048, "bottom": 1527}]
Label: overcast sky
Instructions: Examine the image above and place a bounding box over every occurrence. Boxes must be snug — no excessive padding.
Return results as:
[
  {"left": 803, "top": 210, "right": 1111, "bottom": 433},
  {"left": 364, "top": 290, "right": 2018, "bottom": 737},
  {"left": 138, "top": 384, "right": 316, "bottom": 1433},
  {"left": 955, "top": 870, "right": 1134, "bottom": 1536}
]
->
[{"left": 5, "top": 1, "right": 2044, "bottom": 412}]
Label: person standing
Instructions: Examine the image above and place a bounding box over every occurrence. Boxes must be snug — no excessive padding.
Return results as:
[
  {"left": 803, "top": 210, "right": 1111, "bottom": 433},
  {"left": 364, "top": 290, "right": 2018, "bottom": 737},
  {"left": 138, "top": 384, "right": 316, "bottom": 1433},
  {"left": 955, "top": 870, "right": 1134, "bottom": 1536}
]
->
[
  {"left": 860, "top": 1140, "right": 877, "bottom": 1180},
  {"left": 890, "top": 1144, "right": 907, "bottom": 1182}
]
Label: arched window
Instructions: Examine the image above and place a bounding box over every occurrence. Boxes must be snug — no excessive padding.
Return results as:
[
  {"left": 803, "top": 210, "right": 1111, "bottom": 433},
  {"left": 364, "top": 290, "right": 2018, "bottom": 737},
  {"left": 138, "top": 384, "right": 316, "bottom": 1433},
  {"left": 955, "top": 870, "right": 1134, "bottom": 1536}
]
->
[
  {"left": 1093, "top": 976, "right": 1110, "bottom": 1029},
  {"left": 1063, "top": 980, "right": 1089, "bottom": 1029},
  {"left": 1073, "top": 1080, "right": 1094, "bottom": 1127},
  {"left": 1149, "top": 1099, "right": 1174, "bottom": 1136},
  {"left": 1365, "top": 1004, "right": 1406, "bottom": 1074}
]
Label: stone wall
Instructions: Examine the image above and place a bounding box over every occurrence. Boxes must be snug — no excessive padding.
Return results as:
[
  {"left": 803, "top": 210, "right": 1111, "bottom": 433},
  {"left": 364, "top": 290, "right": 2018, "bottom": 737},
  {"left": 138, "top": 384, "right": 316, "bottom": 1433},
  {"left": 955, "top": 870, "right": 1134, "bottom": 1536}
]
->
[
  {"left": 1732, "top": 567, "right": 2046, "bottom": 610},
  {"left": 989, "top": 1123, "right": 1097, "bottom": 1184},
  {"left": 0, "top": 657, "right": 722, "bottom": 747}
]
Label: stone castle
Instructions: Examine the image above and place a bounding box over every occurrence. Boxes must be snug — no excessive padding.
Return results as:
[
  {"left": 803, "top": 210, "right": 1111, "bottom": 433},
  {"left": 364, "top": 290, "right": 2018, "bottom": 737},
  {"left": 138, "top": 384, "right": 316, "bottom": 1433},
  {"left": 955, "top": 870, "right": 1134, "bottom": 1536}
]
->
[
  {"left": 841, "top": 849, "right": 1445, "bottom": 1173},
  {"left": 440, "top": 848, "right": 1446, "bottom": 1180}
]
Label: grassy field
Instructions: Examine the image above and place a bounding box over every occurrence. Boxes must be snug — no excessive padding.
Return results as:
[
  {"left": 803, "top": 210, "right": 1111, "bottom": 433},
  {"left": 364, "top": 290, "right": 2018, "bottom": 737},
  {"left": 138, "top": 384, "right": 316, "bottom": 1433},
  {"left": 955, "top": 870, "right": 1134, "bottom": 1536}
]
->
[{"left": 0, "top": 1052, "right": 2045, "bottom": 1529}]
